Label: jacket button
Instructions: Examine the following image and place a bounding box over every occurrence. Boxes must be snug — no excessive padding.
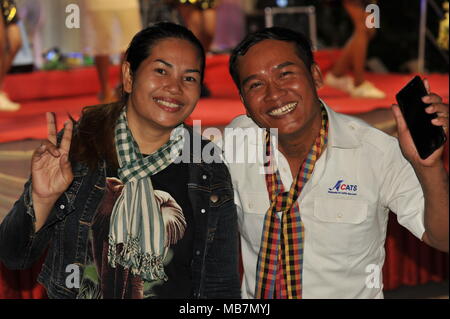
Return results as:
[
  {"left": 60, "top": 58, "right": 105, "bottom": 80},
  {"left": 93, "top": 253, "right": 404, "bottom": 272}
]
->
[
  {"left": 59, "top": 204, "right": 65, "bottom": 210},
  {"left": 202, "top": 175, "right": 207, "bottom": 180},
  {"left": 195, "top": 250, "right": 201, "bottom": 256},
  {"left": 210, "top": 194, "right": 219, "bottom": 203},
  {"left": 201, "top": 209, "right": 206, "bottom": 214}
]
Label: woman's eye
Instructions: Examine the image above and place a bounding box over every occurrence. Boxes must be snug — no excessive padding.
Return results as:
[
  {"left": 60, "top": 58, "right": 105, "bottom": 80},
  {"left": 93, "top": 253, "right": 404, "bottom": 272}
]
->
[{"left": 155, "top": 68, "right": 166, "bottom": 75}]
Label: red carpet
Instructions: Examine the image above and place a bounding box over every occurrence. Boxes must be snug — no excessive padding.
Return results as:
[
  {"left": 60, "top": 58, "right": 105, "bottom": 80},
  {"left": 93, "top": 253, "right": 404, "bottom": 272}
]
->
[{"left": 1, "top": 53, "right": 448, "bottom": 143}]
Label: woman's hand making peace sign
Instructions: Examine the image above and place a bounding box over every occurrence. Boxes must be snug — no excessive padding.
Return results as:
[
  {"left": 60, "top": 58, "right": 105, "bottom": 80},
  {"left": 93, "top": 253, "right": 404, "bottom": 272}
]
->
[{"left": 31, "top": 113, "right": 74, "bottom": 231}]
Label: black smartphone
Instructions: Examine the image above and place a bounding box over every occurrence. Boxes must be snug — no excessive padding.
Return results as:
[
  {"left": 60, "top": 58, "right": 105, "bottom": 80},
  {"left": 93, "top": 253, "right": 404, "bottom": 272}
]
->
[{"left": 395, "top": 76, "right": 447, "bottom": 159}]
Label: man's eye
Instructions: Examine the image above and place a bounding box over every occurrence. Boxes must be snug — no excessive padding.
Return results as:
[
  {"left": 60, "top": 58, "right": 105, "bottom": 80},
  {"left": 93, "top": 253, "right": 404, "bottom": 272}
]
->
[
  {"left": 249, "top": 82, "right": 262, "bottom": 90},
  {"left": 184, "top": 76, "right": 197, "bottom": 82},
  {"left": 280, "top": 71, "right": 293, "bottom": 77},
  {"left": 155, "top": 68, "right": 166, "bottom": 75}
]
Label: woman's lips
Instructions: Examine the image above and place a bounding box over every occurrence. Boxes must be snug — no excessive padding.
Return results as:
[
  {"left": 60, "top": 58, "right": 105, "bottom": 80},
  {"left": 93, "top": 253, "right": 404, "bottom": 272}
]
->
[{"left": 153, "top": 97, "right": 184, "bottom": 112}]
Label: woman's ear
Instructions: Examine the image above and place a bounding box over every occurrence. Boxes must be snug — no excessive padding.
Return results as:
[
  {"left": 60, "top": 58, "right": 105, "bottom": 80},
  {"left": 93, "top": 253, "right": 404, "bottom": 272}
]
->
[
  {"left": 122, "top": 62, "right": 133, "bottom": 94},
  {"left": 311, "top": 63, "right": 323, "bottom": 89}
]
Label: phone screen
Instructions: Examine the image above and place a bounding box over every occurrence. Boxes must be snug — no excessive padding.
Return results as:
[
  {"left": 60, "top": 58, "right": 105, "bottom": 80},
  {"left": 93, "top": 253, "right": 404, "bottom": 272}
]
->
[{"left": 395, "top": 76, "right": 447, "bottom": 159}]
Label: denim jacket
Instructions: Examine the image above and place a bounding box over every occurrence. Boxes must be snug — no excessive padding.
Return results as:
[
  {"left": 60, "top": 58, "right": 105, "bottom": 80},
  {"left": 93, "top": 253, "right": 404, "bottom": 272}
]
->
[{"left": 0, "top": 129, "right": 241, "bottom": 299}]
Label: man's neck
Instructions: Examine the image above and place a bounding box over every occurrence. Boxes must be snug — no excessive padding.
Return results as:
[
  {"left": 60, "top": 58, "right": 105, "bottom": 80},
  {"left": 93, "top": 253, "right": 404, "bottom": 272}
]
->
[{"left": 278, "top": 111, "right": 322, "bottom": 177}]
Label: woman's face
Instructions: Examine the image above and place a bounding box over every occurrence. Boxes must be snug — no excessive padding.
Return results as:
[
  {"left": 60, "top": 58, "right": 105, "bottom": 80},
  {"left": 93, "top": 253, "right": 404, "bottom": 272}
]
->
[{"left": 123, "top": 38, "right": 202, "bottom": 133}]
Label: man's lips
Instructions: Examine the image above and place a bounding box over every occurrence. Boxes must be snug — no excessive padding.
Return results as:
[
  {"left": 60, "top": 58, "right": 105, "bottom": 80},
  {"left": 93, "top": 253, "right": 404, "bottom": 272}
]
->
[
  {"left": 153, "top": 97, "right": 184, "bottom": 112},
  {"left": 267, "top": 102, "right": 298, "bottom": 117}
]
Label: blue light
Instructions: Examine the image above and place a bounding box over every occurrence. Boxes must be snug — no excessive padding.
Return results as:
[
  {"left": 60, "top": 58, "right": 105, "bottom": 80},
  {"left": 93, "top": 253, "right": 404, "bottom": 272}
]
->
[{"left": 276, "top": 0, "right": 288, "bottom": 7}]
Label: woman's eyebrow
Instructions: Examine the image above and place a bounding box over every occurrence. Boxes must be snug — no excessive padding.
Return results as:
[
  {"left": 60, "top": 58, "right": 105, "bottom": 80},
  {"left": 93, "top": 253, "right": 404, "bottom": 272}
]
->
[
  {"left": 154, "top": 59, "right": 172, "bottom": 68},
  {"left": 154, "top": 58, "right": 200, "bottom": 74}
]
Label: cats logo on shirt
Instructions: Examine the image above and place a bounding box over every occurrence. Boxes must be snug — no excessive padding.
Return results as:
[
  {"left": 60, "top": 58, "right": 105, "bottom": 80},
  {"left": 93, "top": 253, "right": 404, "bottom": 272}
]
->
[{"left": 328, "top": 179, "right": 358, "bottom": 196}]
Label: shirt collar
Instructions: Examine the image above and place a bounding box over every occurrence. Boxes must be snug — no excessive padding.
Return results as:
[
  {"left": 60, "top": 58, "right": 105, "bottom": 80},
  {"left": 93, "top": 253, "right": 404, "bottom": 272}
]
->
[
  {"left": 241, "top": 99, "right": 361, "bottom": 149},
  {"left": 320, "top": 99, "right": 361, "bottom": 149}
]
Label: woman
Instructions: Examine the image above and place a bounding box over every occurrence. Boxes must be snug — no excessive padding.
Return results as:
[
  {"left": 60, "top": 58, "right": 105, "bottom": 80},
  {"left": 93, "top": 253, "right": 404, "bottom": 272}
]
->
[
  {"left": 81, "top": 0, "right": 142, "bottom": 104},
  {"left": 324, "top": 0, "right": 385, "bottom": 99},
  {"left": 0, "top": 22, "right": 240, "bottom": 299},
  {"left": 0, "top": 0, "right": 22, "bottom": 111}
]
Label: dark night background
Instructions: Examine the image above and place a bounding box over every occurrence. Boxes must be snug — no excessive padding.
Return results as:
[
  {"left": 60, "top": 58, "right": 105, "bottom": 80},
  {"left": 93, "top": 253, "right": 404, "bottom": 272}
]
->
[{"left": 251, "top": 0, "right": 449, "bottom": 73}]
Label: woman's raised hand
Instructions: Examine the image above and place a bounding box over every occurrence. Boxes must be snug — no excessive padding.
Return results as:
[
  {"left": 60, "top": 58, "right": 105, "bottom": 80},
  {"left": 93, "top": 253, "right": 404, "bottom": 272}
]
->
[{"left": 31, "top": 112, "right": 74, "bottom": 203}]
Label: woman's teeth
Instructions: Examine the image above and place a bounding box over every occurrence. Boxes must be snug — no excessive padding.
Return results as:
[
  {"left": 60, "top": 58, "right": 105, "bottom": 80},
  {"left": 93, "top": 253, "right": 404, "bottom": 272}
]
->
[
  {"left": 155, "top": 99, "right": 181, "bottom": 108},
  {"left": 268, "top": 102, "right": 297, "bottom": 116}
]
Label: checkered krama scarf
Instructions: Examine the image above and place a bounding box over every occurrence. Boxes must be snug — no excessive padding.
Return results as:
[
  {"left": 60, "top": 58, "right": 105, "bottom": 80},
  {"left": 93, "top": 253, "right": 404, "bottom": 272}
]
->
[
  {"left": 255, "top": 107, "right": 328, "bottom": 299},
  {"left": 108, "top": 107, "right": 185, "bottom": 281}
]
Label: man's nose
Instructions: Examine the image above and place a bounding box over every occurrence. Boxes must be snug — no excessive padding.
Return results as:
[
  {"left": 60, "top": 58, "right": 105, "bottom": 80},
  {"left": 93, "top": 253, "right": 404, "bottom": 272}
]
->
[{"left": 263, "top": 81, "right": 287, "bottom": 102}]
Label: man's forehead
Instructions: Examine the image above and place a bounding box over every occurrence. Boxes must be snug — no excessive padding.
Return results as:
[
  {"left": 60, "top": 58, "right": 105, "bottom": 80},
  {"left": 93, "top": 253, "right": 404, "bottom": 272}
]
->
[
  {"left": 242, "top": 39, "right": 296, "bottom": 56},
  {"left": 237, "top": 41, "right": 306, "bottom": 73}
]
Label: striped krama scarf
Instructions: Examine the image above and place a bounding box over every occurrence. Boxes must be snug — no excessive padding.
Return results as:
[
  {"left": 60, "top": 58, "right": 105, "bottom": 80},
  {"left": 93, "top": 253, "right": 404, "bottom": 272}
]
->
[
  {"left": 108, "top": 108, "right": 185, "bottom": 281},
  {"left": 255, "top": 107, "right": 328, "bottom": 299}
]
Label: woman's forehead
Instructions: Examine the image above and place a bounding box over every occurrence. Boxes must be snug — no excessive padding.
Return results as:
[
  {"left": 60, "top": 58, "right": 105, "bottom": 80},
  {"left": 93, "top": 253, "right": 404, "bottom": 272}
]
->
[{"left": 142, "top": 39, "right": 202, "bottom": 66}]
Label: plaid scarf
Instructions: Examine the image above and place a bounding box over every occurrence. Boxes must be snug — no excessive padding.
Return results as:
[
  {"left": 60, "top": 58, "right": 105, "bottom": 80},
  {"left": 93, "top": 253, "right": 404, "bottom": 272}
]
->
[
  {"left": 255, "top": 107, "right": 328, "bottom": 299},
  {"left": 108, "top": 108, "right": 185, "bottom": 281}
]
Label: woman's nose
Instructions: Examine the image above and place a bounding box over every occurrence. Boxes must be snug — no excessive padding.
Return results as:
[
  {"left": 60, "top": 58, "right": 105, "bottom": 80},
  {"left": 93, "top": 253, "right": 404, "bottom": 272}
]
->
[{"left": 165, "top": 78, "right": 183, "bottom": 95}]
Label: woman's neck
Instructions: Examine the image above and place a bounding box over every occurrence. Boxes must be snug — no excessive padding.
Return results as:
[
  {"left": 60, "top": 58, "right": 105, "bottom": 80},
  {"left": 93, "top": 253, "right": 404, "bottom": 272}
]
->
[{"left": 126, "top": 108, "right": 173, "bottom": 155}]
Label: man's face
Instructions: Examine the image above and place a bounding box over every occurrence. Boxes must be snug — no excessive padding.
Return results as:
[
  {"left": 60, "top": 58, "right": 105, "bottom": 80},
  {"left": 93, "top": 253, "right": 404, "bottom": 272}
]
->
[{"left": 236, "top": 39, "right": 323, "bottom": 138}]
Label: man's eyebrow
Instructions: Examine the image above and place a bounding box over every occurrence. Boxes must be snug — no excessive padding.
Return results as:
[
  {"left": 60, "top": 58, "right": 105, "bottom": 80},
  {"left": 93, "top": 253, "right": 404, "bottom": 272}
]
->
[
  {"left": 185, "top": 68, "right": 201, "bottom": 74},
  {"left": 242, "top": 74, "right": 258, "bottom": 87},
  {"left": 154, "top": 59, "right": 200, "bottom": 74},
  {"left": 275, "top": 61, "right": 295, "bottom": 69},
  {"left": 241, "top": 61, "right": 296, "bottom": 87}
]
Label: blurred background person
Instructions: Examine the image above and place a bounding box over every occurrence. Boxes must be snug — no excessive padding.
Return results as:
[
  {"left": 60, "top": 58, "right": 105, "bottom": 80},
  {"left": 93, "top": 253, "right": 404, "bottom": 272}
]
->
[
  {"left": 139, "top": 0, "right": 183, "bottom": 26},
  {"left": 324, "top": 0, "right": 386, "bottom": 98},
  {"left": 177, "top": 0, "right": 218, "bottom": 52},
  {"left": 210, "top": 0, "right": 245, "bottom": 53},
  {"left": 0, "top": 0, "right": 22, "bottom": 111},
  {"left": 81, "top": 0, "right": 142, "bottom": 104}
]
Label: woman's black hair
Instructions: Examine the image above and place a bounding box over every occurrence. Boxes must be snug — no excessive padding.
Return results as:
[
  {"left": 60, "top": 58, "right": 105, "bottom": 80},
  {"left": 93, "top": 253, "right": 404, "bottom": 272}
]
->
[
  {"left": 229, "top": 27, "right": 315, "bottom": 93},
  {"left": 122, "top": 22, "right": 206, "bottom": 100}
]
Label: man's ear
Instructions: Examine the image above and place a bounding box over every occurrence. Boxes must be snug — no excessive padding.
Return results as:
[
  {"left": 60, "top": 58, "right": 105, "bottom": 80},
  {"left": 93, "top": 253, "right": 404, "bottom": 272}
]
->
[
  {"left": 311, "top": 63, "right": 323, "bottom": 90},
  {"left": 122, "top": 61, "right": 133, "bottom": 94},
  {"left": 239, "top": 93, "right": 250, "bottom": 117}
]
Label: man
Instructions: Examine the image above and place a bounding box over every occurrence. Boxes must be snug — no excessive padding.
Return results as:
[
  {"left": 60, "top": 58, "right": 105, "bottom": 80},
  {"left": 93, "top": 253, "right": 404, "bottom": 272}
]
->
[{"left": 223, "top": 27, "right": 449, "bottom": 299}]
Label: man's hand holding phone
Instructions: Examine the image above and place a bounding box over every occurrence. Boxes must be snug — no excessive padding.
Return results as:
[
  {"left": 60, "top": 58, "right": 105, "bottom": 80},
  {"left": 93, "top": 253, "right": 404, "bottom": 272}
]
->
[{"left": 392, "top": 77, "right": 448, "bottom": 168}]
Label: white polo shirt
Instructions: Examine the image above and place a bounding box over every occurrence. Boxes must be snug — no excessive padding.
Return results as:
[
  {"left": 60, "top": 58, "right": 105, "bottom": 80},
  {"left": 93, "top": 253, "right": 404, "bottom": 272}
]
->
[{"left": 223, "top": 102, "right": 425, "bottom": 299}]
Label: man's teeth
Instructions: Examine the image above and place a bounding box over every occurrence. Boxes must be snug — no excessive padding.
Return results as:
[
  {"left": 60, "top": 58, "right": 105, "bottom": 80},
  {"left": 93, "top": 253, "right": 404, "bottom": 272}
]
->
[
  {"left": 155, "top": 99, "right": 181, "bottom": 108},
  {"left": 268, "top": 102, "right": 297, "bottom": 116}
]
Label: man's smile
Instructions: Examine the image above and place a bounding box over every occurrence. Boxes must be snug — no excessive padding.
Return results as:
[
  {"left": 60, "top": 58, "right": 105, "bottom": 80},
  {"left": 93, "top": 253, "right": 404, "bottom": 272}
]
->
[{"left": 267, "top": 102, "right": 298, "bottom": 117}]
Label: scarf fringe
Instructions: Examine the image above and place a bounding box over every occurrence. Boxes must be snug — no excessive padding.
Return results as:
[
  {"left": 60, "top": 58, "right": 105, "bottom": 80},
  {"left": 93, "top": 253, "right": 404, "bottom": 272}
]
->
[{"left": 107, "top": 235, "right": 168, "bottom": 282}]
